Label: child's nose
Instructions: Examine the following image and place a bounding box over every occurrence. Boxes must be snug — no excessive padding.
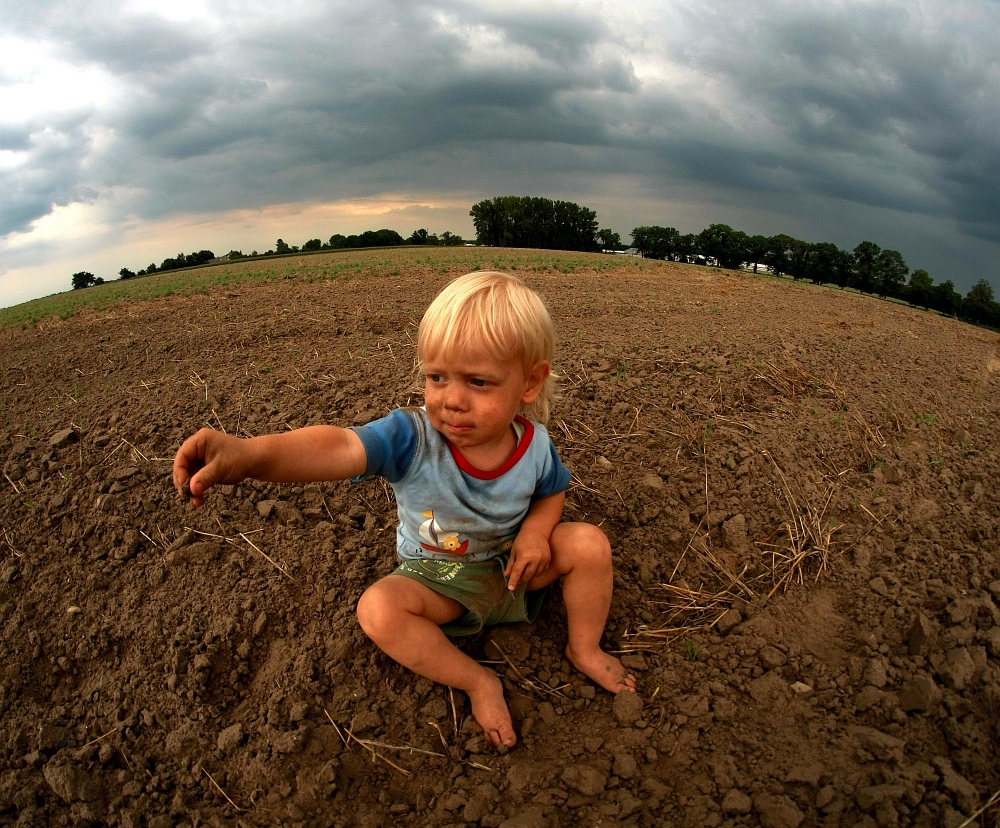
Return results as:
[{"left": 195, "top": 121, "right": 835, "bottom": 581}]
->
[{"left": 443, "top": 385, "right": 467, "bottom": 410}]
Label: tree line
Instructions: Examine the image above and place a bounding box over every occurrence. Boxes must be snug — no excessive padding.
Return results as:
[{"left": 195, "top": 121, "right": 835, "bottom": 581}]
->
[
  {"left": 465, "top": 197, "right": 996, "bottom": 328},
  {"left": 68, "top": 195, "right": 998, "bottom": 331},
  {"left": 292, "top": 227, "right": 466, "bottom": 254},
  {"left": 629, "top": 222, "right": 998, "bottom": 328},
  {"left": 70, "top": 227, "right": 466, "bottom": 291}
]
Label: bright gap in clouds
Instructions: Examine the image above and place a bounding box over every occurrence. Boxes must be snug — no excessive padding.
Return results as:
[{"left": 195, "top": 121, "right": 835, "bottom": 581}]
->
[
  {"left": 0, "top": 38, "right": 114, "bottom": 119},
  {"left": 432, "top": 11, "right": 555, "bottom": 73},
  {"left": 124, "top": 0, "right": 215, "bottom": 23}
]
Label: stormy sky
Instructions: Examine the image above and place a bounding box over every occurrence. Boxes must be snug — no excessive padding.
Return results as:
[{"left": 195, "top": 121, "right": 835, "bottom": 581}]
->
[{"left": 1, "top": 0, "right": 998, "bottom": 308}]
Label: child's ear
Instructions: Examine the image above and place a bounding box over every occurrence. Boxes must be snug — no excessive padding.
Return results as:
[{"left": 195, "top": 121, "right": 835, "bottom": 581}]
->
[{"left": 521, "top": 362, "right": 550, "bottom": 403}]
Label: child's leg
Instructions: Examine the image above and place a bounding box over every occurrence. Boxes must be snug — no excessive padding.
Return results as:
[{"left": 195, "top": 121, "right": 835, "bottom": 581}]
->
[
  {"left": 356, "top": 574, "right": 518, "bottom": 748},
  {"left": 526, "top": 522, "right": 637, "bottom": 693}
]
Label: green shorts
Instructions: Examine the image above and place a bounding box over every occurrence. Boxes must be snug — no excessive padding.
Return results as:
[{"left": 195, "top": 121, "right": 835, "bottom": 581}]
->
[{"left": 394, "top": 555, "right": 547, "bottom": 637}]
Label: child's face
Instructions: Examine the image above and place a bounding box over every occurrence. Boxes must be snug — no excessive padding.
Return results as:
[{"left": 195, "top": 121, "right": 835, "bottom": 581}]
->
[{"left": 423, "top": 344, "right": 548, "bottom": 456}]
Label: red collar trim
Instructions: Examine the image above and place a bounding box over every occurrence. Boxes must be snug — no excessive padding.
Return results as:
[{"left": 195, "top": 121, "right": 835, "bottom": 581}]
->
[{"left": 447, "top": 415, "right": 535, "bottom": 480}]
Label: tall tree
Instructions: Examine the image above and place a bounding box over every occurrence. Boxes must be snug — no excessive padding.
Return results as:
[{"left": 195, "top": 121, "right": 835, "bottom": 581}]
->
[
  {"left": 744, "top": 235, "right": 769, "bottom": 273},
  {"left": 678, "top": 234, "right": 697, "bottom": 264},
  {"left": 806, "top": 242, "right": 845, "bottom": 286},
  {"left": 830, "top": 246, "right": 854, "bottom": 289},
  {"left": 786, "top": 238, "right": 811, "bottom": 281},
  {"left": 630, "top": 226, "right": 681, "bottom": 260},
  {"left": 932, "top": 280, "right": 961, "bottom": 315},
  {"left": 71, "top": 271, "right": 98, "bottom": 290},
  {"left": 597, "top": 229, "right": 621, "bottom": 251},
  {"left": 764, "top": 234, "right": 797, "bottom": 276},
  {"left": 696, "top": 224, "right": 746, "bottom": 269},
  {"left": 965, "top": 279, "right": 995, "bottom": 305},
  {"left": 876, "top": 249, "right": 908, "bottom": 298},
  {"left": 470, "top": 199, "right": 505, "bottom": 247},
  {"left": 906, "top": 270, "right": 934, "bottom": 309},
  {"left": 960, "top": 279, "right": 998, "bottom": 326},
  {"left": 852, "top": 241, "right": 881, "bottom": 294}
]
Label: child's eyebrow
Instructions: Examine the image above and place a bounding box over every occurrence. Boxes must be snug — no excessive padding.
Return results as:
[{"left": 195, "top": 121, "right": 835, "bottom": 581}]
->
[
  {"left": 464, "top": 367, "right": 504, "bottom": 379},
  {"left": 425, "top": 365, "right": 505, "bottom": 382}
]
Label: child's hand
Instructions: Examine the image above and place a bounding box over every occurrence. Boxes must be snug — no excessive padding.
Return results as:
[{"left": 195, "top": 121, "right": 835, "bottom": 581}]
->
[
  {"left": 172, "top": 428, "right": 252, "bottom": 508},
  {"left": 505, "top": 530, "right": 552, "bottom": 590}
]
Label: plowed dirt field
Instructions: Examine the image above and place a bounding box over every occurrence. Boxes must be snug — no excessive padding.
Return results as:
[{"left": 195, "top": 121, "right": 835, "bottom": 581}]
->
[{"left": 1, "top": 248, "right": 998, "bottom": 827}]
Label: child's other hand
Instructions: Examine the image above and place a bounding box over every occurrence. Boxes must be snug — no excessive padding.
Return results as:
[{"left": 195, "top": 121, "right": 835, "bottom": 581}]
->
[
  {"left": 172, "top": 428, "right": 250, "bottom": 508},
  {"left": 505, "top": 531, "right": 552, "bottom": 590}
]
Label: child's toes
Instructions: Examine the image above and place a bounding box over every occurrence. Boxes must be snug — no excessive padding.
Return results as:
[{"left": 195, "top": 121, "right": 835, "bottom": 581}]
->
[
  {"left": 483, "top": 722, "right": 517, "bottom": 750},
  {"left": 619, "top": 671, "right": 638, "bottom": 693},
  {"left": 565, "top": 646, "right": 636, "bottom": 695}
]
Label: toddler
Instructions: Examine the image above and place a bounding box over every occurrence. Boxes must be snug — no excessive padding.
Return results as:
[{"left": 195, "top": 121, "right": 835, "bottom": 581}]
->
[{"left": 172, "top": 271, "right": 635, "bottom": 749}]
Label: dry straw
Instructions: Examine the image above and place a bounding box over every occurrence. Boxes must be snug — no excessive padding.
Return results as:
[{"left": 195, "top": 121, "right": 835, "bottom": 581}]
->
[
  {"left": 486, "top": 641, "right": 570, "bottom": 700},
  {"left": 758, "top": 451, "right": 843, "bottom": 601},
  {"left": 956, "top": 787, "right": 999, "bottom": 828},
  {"left": 626, "top": 525, "right": 759, "bottom": 649},
  {"left": 627, "top": 450, "right": 848, "bottom": 649},
  {"left": 179, "top": 527, "right": 295, "bottom": 582},
  {"left": 1, "top": 527, "right": 21, "bottom": 558},
  {"left": 755, "top": 357, "right": 886, "bottom": 470},
  {"left": 203, "top": 768, "right": 243, "bottom": 812},
  {"left": 322, "top": 707, "right": 492, "bottom": 776}
]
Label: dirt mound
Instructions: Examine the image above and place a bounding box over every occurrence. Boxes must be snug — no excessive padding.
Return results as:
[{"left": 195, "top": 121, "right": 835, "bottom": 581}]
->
[{"left": 1, "top": 253, "right": 999, "bottom": 827}]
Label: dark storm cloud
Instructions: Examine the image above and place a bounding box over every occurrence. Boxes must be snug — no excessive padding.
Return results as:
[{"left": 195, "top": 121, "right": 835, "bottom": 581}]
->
[
  {"left": 63, "top": 16, "right": 212, "bottom": 74},
  {"left": 3, "top": 0, "right": 212, "bottom": 72},
  {"left": 679, "top": 3, "right": 1000, "bottom": 240},
  {"left": 1, "top": 0, "right": 999, "bottom": 292},
  {"left": 61, "top": 0, "right": 642, "bottom": 221},
  {"left": 0, "top": 1, "right": 221, "bottom": 235},
  {"left": 0, "top": 124, "right": 32, "bottom": 152},
  {"left": 0, "top": 110, "right": 97, "bottom": 233}
]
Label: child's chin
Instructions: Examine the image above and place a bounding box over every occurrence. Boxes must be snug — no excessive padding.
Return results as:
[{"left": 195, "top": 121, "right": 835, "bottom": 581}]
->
[{"left": 445, "top": 426, "right": 475, "bottom": 440}]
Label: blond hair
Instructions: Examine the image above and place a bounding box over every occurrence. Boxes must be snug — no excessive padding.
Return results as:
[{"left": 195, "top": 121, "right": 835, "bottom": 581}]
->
[{"left": 417, "top": 271, "right": 556, "bottom": 423}]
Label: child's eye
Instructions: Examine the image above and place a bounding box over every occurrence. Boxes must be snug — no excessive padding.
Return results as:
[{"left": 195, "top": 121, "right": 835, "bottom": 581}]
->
[
  {"left": 427, "top": 374, "right": 444, "bottom": 384},
  {"left": 470, "top": 378, "right": 487, "bottom": 387}
]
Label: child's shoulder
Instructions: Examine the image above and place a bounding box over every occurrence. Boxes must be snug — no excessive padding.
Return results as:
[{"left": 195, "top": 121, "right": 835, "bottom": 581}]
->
[{"left": 521, "top": 415, "right": 554, "bottom": 441}]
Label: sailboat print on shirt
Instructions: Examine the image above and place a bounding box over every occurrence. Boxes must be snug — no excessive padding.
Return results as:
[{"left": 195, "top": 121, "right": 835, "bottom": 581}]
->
[{"left": 418, "top": 510, "right": 470, "bottom": 555}]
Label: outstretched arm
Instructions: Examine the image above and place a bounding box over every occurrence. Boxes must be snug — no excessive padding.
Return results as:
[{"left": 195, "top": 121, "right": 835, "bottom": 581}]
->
[
  {"left": 173, "top": 425, "right": 368, "bottom": 508},
  {"left": 505, "top": 491, "right": 565, "bottom": 590}
]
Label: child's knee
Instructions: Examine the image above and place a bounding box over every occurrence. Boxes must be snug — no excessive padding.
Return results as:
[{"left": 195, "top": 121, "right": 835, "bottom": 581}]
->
[
  {"left": 583, "top": 524, "right": 613, "bottom": 568},
  {"left": 356, "top": 582, "right": 394, "bottom": 642},
  {"left": 556, "top": 522, "right": 613, "bottom": 568}
]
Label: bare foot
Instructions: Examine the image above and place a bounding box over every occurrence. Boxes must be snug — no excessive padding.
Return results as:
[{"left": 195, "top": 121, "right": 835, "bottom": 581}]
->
[
  {"left": 466, "top": 669, "right": 517, "bottom": 749},
  {"left": 565, "top": 644, "right": 637, "bottom": 694}
]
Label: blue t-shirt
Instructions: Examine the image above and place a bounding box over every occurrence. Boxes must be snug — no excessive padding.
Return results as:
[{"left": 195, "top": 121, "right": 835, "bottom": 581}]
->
[{"left": 351, "top": 407, "right": 571, "bottom": 563}]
